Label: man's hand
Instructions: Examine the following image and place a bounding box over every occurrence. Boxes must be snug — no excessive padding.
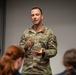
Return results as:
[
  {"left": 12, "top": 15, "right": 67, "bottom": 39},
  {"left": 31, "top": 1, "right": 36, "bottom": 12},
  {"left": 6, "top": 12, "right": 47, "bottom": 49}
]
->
[
  {"left": 34, "top": 48, "right": 44, "bottom": 55},
  {"left": 24, "top": 38, "right": 32, "bottom": 48}
]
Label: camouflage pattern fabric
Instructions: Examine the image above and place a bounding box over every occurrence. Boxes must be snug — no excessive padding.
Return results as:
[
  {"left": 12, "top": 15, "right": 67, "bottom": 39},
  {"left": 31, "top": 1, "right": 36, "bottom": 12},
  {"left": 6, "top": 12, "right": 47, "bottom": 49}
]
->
[{"left": 19, "top": 25, "right": 57, "bottom": 75}]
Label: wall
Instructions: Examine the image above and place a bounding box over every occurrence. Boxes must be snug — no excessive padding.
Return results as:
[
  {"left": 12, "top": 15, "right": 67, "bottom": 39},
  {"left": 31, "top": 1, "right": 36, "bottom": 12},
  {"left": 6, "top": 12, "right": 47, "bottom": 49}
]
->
[
  {"left": 0, "top": 0, "right": 5, "bottom": 57},
  {"left": 5, "top": 0, "right": 76, "bottom": 74}
]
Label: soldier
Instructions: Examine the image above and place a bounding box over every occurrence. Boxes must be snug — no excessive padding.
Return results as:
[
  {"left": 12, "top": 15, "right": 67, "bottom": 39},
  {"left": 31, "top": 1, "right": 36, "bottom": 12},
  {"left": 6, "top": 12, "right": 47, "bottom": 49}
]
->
[{"left": 19, "top": 7, "right": 58, "bottom": 75}]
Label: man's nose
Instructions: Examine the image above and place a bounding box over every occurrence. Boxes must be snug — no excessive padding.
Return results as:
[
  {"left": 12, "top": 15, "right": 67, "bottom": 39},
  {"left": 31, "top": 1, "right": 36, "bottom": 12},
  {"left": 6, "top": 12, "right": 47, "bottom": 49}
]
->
[{"left": 33, "top": 15, "right": 37, "bottom": 19}]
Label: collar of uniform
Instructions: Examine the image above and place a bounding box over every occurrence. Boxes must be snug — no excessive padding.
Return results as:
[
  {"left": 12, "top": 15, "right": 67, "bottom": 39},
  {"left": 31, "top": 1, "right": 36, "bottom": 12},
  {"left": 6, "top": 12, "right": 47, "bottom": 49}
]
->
[{"left": 29, "top": 25, "right": 45, "bottom": 33}]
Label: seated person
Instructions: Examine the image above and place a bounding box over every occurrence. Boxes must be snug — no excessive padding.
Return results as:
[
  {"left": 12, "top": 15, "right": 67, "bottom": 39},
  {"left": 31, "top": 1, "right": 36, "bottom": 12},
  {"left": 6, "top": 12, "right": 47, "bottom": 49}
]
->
[
  {"left": 0, "top": 45, "right": 25, "bottom": 75},
  {"left": 56, "top": 48, "right": 76, "bottom": 75}
]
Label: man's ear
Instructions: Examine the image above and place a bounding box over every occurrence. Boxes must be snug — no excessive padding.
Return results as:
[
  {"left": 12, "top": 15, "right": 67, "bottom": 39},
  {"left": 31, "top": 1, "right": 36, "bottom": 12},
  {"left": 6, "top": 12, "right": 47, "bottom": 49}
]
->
[{"left": 41, "top": 15, "right": 44, "bottom": 19}]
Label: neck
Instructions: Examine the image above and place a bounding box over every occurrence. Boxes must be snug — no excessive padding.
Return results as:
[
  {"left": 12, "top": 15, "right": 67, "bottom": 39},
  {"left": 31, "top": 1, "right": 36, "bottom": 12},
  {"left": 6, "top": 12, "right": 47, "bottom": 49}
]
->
[{"left": 33, "top": 23, "right": 43, "bottom": 31}]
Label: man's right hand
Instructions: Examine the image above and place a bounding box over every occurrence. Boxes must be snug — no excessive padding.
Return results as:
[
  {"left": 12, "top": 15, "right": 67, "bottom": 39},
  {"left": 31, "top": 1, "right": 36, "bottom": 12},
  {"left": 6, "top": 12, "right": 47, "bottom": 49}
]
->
[{"left": 24, "top": 38, "right": 32, "bottom": 48}]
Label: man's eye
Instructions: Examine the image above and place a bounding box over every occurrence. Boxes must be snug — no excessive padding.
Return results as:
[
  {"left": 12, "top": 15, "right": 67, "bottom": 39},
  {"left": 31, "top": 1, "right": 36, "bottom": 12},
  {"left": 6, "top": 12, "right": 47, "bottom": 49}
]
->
[
  {"left": 36, "top": 14, "right": 39, "bottom": 16},
  {"left": 31, "top": 15, "right": 34, "bottom": 17}
]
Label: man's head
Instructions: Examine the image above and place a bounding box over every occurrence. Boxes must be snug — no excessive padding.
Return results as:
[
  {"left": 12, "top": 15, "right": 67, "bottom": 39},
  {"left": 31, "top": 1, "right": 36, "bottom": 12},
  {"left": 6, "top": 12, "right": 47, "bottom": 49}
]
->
[{"left": 30, "top": 7, "right": 43, "bottom": 25}]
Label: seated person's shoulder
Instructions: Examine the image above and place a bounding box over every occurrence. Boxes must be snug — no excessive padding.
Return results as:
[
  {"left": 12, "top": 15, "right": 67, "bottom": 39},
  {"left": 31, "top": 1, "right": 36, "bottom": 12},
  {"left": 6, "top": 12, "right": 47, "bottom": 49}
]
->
[
  {"left": 14, "top": 71, "right": 22, "bottom": 75},
  {"left": 56, "top": 70, "right": 66, "bottom": 75}
]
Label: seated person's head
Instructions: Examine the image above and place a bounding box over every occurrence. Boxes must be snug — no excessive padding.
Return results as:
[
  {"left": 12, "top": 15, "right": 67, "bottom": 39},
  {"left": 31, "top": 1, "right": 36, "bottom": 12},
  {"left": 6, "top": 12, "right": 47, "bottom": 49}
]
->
[
  {"left": 0, "top": 45, "right": 25, "bottom": 74},
  {"left": 63, "top": 48, "right": 76, "bottom": 74}
]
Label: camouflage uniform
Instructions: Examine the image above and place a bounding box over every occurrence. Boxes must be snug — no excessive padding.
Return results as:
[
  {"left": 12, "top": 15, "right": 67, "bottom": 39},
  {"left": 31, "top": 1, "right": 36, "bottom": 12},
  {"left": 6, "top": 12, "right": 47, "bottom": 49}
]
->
[{"left": 19, "top": 25, "right": 57, "bottom": 75}]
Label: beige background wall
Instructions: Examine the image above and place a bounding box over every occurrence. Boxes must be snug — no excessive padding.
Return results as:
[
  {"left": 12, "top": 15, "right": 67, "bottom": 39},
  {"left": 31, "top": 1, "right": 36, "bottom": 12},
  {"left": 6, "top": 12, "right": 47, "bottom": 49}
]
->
[{"left": 5, "top": 0, "right": 76, "bottom": 74}]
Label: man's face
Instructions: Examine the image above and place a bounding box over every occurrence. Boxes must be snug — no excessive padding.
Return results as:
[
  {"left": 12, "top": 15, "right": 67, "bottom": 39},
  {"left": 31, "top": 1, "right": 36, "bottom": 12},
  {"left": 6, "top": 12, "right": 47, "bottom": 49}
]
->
[{"left": 30, "top": 9, "right": 43, "bottom": 25}]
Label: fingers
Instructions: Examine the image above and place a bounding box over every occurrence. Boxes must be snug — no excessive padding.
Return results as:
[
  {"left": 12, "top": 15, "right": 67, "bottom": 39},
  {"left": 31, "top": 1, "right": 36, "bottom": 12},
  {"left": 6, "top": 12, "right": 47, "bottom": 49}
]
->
[
  {"left": 41, "top": 48, "right": 44, "bottom": 52},
  {"left": 28, "top": 38, "right": 32, "bottom": 41},
  {"left": 34, "top": 48, "right": 44, "bottom": 55},
  {"left": 25, "top": 38, "right": 32, "bottom": 48},
  {"left": 27, "top": 38, "right": 33, "bottom": 43}
]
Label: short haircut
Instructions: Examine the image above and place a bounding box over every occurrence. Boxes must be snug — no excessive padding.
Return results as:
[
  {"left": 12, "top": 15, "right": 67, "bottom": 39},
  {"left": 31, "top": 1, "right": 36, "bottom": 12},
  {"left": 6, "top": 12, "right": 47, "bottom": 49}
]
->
[{"left": 31, "top": 7, "right": 43, "bottom": 15}]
